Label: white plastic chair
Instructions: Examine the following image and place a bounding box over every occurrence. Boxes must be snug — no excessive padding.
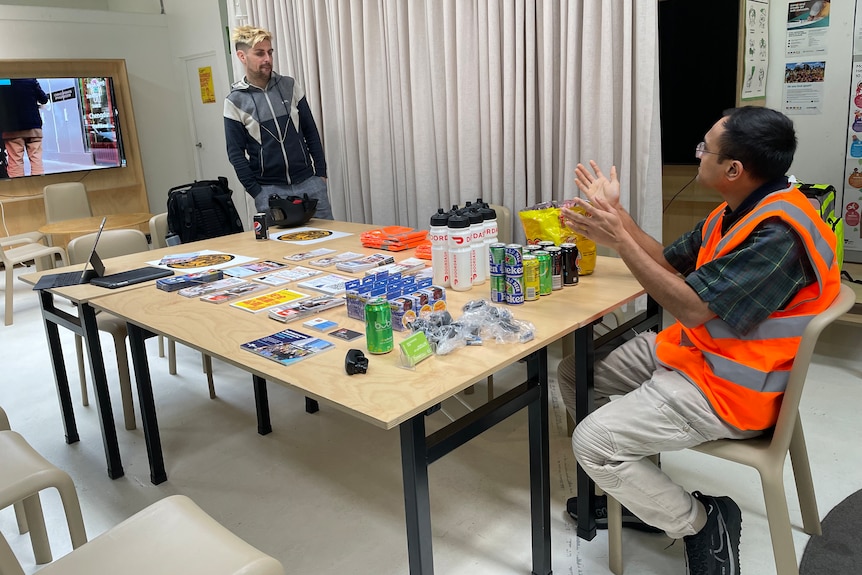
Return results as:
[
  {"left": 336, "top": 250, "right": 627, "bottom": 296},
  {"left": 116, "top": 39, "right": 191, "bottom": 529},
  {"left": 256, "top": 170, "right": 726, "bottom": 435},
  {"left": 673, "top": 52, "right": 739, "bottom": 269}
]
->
[
  {"left": 0, "top": 495, "right": 283, "bottom": 575},
  {"left": 43, "top": 183, "right": 91, "bottom": 224},
  {"left": 2, "top": 238, "right": 67, "bottom": 326},
  {"left": 605, "top": 284, "right": 856, "bottom": 575}
]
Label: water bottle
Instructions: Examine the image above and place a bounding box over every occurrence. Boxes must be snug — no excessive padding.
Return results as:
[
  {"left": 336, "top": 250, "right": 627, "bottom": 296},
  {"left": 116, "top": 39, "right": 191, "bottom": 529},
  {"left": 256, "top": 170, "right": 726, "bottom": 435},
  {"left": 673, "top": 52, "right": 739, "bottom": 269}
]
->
[
  {"left": 479, "top": 204, "right": 497, "bottom": 279},
  {"left": 467, "top": 209, "right": 486, "bottom": 286},
  {"left": 447, "top": 213, "right": 472, "bottom": 291},
  {"left": 429, "top": 208, "right": 451, "bottom": 287}
]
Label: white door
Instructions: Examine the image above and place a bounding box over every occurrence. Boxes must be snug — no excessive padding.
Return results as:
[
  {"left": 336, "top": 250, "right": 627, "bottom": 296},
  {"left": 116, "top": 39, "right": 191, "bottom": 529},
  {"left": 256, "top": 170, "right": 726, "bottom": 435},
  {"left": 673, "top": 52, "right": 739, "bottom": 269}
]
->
[{"left": 184, "top": 53, "right": 228, "bottom": 181}]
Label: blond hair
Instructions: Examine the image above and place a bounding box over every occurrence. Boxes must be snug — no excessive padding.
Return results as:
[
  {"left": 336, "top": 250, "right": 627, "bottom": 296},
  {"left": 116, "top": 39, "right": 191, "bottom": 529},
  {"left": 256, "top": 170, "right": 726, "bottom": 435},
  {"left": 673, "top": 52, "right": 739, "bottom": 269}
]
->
[{"left": 232, "top": 26, "right": 272, "bottom": 51}]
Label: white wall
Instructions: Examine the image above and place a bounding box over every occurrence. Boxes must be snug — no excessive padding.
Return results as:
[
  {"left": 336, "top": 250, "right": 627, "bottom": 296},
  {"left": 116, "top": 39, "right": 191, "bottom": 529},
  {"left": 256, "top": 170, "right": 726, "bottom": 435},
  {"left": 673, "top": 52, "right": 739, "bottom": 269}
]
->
[
  {"left": 765, "top": 1, "right": 854, "bottom": 185},
  {"left": 0, "top": 4, "right": 196, "bottom": 213}
]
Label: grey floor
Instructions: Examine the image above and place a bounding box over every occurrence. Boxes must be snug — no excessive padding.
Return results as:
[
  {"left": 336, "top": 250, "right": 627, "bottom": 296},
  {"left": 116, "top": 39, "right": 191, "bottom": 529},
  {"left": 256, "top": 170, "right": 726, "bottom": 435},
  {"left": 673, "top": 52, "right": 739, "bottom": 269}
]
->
[{"left": 1, "top": 262, "right": 860, "bottom": 575}]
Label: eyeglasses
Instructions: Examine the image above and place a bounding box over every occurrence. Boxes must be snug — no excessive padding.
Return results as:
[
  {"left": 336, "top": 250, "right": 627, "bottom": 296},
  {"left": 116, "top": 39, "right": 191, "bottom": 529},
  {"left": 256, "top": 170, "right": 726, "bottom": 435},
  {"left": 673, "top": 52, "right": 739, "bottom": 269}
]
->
[{"left": 695, "top": 142, "right": 722, "bottom": 159}]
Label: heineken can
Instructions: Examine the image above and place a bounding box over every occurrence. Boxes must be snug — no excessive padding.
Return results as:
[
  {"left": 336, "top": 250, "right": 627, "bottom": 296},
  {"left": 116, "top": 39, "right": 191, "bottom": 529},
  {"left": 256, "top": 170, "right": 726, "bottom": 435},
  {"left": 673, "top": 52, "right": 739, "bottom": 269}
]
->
[
  {"left": 490, "top": 274, "right": 506, "bottom": 303},
  {"left": 561, "top": 242, "right": 579, "bottom": 285},
  {"left": 545, "top": 246, "right": 563, "bottom": 290},
  {"left": 365, "top": 298, "right": 394, "bottom": 354},
  {"left": 535, "top": 250, "right": 553, "bottom": 296},
  {"left": 489, "top": 243, "right": 507, "bottom": 276},
  {"left": 505, "top": 272, "right": 525, "bottom": 304},
  {"left": 504, "top": 244, "right": 523, "bottom": 275},
  {"left": 523, "top": 254, "right": 539, "bottom": 301}
]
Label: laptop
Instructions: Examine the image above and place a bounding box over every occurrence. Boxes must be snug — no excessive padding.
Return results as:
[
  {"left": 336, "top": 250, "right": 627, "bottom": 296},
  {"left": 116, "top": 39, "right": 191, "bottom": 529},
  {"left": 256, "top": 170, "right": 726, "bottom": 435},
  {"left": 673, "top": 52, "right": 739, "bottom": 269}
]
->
[
  {"left": 33, "top": 218, "right": 174, "bottom": 290},
  {"left": 33, "top": 217, "right": 108, "bottom": 290}
]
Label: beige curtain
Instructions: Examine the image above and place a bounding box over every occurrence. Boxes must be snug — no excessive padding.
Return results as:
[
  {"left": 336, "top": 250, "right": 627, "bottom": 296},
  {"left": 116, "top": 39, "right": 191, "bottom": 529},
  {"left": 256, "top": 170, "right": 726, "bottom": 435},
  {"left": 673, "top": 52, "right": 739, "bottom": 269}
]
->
[{"left": 229, "top": 0, "right": 662, "bottom": 243}]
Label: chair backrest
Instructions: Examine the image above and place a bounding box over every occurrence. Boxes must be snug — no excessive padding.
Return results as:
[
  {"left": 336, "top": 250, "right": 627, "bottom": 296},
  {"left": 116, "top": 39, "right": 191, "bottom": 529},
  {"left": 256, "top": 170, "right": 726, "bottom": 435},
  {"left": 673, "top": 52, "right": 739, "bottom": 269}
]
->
[
  {"left": 770, "top": 283, "right": 856, "bottom": 452},
  {"left": 149, "top": 213, "right": 169, "bottom": 249},
  {"left": 488, "top": 203, "right": 512, "bottom": 245},
  {"left": 44, "top": 183, "right": 92, "bottom": 223},
  {"left": 67, "top": 229, "right": 149, "bottom": 265}
]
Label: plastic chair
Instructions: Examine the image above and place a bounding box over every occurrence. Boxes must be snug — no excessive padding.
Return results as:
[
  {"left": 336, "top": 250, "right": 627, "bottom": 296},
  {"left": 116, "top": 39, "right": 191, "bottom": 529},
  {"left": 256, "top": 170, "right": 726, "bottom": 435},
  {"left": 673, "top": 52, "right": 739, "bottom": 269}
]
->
[
  {"left": 487, "top": 203, "right": 512, "bottom": 244},
  {"left": 1, "top": 238, "right": 67, "bottom": 326},
  {"left": 0, "top": 495, "right": 284, "bottom": 575},
  {"left": 0, "top": 231, "right": 46, "bottom": 249},
  {"left": 605, "top": 284, "right": 857, "bottom": 575},
  {"left": 68, "top": 229, "right": 150, "bottom": 430},
  {"left": 148, "top": 214, "right": 216, "bottom": 398},
  {"left": 0, "top": 406, "right": 87, "bottom": 566},
  {"left": 43, "top": 183, "right": 92, "bottom": 224}
]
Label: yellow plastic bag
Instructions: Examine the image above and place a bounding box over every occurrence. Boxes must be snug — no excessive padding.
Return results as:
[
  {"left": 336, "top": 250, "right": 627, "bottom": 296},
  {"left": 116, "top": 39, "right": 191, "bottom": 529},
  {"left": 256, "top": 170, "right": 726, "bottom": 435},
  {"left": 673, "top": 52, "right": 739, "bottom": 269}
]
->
[{"left": 518, "top": 203, "right": 596, "bottom": 275}]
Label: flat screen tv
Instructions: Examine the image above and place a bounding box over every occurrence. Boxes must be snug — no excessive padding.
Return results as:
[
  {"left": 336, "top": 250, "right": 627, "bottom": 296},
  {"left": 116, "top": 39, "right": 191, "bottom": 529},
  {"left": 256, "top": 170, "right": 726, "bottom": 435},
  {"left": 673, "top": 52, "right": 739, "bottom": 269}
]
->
[{"left": 0, "top": 76, "right": 127, "bottom": 179}]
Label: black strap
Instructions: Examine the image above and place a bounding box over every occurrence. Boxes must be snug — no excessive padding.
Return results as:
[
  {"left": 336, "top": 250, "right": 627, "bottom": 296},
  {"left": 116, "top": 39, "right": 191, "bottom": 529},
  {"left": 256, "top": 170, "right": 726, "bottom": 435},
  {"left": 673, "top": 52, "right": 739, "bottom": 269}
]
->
[{"left": 841, "top": 270, "right": 862, "bottom": 285}]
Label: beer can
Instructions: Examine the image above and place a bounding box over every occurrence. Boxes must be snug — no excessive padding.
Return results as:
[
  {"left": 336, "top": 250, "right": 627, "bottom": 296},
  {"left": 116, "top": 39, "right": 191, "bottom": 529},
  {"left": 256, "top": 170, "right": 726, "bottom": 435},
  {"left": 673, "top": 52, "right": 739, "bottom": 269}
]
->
[
  {"left": 504, "top": 244, "right": 523, "bottom": 275},
  {"left": 489, "top": 243, "right": 507, "bottom": 276},
  {"left": 523, "top": 255, "right": 539, "bottom": 301},
  {"left": 561, "top": 242, "right": 579, "bottom": 285},
  {"left": 524, "top": 244, "right": 541, "bottom": 254},
  {"left": 535, "top": 250, "right": 553, "bottom": 296},
  {"left": 254, "top": 212, "right": 268, "bottom": 240},
  {"left": 545, "top": 246, "right": 563, "bottom": 290},
  {"left": 505, "top": 272, "right": 525, "bottom": 304},
  {"left": 538, "top": 240, "right": 556, "bottom": 249},
  {"left": 490, "top": 274, "right": 506, "bottom": 303},
  {"left": 365, "top": 298, "right": 394, "bottom": 354}
]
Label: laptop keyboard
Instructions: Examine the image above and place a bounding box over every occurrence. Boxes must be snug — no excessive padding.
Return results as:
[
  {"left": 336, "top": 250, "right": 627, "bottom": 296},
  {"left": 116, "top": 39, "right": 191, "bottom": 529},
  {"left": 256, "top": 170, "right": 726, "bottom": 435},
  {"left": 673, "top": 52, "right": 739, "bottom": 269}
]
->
[{"left": 46, "top": 271, "right": 83, "bottom": 288}]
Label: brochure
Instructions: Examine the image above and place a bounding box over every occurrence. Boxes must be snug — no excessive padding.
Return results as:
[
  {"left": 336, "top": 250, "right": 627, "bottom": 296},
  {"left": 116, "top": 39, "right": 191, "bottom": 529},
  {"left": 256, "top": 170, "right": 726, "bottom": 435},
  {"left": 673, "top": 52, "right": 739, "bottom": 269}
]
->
[
  {"left": 199, "top": 282, "right": 269, "bottom": 304},
  {"left": 296, "top": 273, "right": 354, "bottom": 296},
  {"left": 223, "top": 260, "right": 287, "bottom": 278},
  {"left": 303, "top": 317, "right": 339, "bottom": 332},
  {"left": 230, "top": 289, "right": 310, "bottom": 313},
  {"left": 178, "top": 276, "right": 249, "bottom": 298},
  {"left": 364, "top": 258, "right": 427, "bottom": 277},
  {"left": 308, "top": 251, "right": 365, "bottom": 267},
  {"left": 284, "top": 248, "right": 337, "bottom": 262},
  {"left": 148, "top": 250, "right": 256, "bottom": 271},
  {"left": 241, "top": 328, "right": 334, "bottom": 367},
  {"left": 253, "top": 266, "right": 322, "bottom": 285},
  {"left": 335, "top": 253, "right": 395, "bottom": 273},
  {"left": 268, "top": 295, "right": 346, "bottom": 323}
]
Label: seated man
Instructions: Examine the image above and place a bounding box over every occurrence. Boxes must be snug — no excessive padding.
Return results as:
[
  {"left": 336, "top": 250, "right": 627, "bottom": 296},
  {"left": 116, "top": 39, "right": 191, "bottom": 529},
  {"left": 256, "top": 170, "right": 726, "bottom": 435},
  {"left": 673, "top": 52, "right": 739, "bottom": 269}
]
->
[{"left": 559, "top": 106, "right": 840, "bottom": 574}]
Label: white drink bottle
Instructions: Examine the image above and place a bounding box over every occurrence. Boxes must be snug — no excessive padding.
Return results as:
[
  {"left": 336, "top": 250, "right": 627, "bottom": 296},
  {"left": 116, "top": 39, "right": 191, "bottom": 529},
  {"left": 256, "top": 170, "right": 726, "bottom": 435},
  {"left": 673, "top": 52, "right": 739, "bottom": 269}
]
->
[
  {"left": 430, "top": 208, "right": 450, "bottom": 287},
  {"left": 479, "top": 204, "right": 498, "bottom": 279},
  {"left": 447, "top": 213, "right": 472, "bottom": 291},
  {"left": 467, "top": 209, "right": 486, "bottom": 286}
]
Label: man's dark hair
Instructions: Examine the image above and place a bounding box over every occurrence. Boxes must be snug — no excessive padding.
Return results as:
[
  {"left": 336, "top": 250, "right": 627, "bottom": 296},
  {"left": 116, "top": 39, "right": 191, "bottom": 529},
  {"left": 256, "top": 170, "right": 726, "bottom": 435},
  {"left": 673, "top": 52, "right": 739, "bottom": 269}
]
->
[{"left": 717, "top": 106, "right": 797, "bottom": 181}]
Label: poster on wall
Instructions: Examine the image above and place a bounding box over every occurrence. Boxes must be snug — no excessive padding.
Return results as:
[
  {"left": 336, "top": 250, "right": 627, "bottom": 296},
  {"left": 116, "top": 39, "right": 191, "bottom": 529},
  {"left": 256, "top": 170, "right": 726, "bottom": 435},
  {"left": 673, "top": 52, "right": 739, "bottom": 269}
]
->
[
  {"left": 841, "top": 1, "right": 862, "bottom": 260},
  {"left": 742, "top": 0, "right": 770, "bottom": 99},
  {"left": 782, "top": 61, "right": 826, "bottom": 114},
  {"left": 786, "top": 1, "right": 831, "bottom": 57}
]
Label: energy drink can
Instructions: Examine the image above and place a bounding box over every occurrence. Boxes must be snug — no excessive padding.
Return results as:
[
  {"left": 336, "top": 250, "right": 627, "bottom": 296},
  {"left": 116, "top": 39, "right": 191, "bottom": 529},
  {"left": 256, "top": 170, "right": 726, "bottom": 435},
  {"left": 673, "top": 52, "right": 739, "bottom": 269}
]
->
[
  {"left": 523, "top": 255, "right": 539, "bottom": 301},
  {"left": 538, "top": 240, "right": 555, "bottom": 249},
  {"left": 364, "top": 298, "right": 394, "bottom": 354},
  {"left": 561, "top": 242, "right": 579, "bottom": 285},
  {"left": 524, "top": 244, "right": 541, "bottom": 254},
  {"left": 254, "top": 213, "right": 268, "bottom": 240},
  {"left": 545, "top": 246, "right": 563, "bottom": 290},
  {"left": 489, "top": 243, "right": 507, "bottom": 276},
  {"left": 535, "top": 251, "right": 552, "bottom": 296}
]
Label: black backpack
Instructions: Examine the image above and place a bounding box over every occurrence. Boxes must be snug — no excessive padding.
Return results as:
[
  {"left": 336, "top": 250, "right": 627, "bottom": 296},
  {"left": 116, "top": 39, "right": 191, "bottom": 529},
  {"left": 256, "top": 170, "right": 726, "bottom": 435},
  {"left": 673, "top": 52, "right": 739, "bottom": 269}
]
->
[{"left": 166, "top": 177, "right": 245, "bottom": 243}]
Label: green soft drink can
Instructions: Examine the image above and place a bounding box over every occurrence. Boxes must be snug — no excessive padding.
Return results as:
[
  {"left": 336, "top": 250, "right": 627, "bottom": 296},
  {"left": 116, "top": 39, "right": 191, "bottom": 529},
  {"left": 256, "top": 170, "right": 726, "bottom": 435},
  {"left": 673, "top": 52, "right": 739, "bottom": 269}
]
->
[
  {"left": 365, "top": 298, "right": 394, "bottom": 354},
  {"left": 535, "top": 250, "right": 553, "bottom": 296}
]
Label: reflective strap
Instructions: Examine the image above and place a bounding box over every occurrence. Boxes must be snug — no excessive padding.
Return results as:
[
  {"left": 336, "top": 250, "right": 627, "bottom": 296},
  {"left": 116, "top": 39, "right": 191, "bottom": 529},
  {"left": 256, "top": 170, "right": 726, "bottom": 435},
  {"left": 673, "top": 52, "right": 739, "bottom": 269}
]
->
[
  {"left": 703, "top": 314, "right": 813, "bottom": 341},
  {"left": 702, "top": 209, "right": 723, "bottom": 243},
  {"left": 702, "top": 349, "right": 790, "bottom": 393}
]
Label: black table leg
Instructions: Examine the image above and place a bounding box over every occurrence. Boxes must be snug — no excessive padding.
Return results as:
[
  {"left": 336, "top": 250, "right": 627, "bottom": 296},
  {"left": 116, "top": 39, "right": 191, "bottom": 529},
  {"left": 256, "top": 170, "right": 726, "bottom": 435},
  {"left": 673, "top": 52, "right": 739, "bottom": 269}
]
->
[
  {"left": 305, "top": 397, "right": 319, "bottom": 413},
  {"left": 526, "top": 348, "right": 552, "bottom": 575},
  {"left": 574, "top": 324, "right": 596, "bottom": 541},
  {"left": 38, "top": 290, "right": 78, "bottom": 445},
  {"left": 252, "top": 375, "right": 272, "bottom": 435},
  {"left": 400, "top": 414, "right": 434, "bottom": 575},
  {"left": 127, "top": 322, "right": 166, "bottom": 484}
]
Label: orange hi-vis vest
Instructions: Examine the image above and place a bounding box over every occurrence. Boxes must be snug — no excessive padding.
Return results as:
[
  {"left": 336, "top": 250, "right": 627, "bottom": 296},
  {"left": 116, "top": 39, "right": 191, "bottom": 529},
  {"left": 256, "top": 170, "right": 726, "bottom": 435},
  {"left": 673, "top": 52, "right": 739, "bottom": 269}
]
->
[{"left": 655, "top": 184, "right": 841, "bottom": 431}]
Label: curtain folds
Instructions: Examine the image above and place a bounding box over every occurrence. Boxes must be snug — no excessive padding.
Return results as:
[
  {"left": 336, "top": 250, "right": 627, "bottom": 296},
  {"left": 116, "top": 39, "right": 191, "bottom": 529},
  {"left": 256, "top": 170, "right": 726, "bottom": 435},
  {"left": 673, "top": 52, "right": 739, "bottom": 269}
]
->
[{"left": 230, "top": 0, "right": 662, "bottom": 242}]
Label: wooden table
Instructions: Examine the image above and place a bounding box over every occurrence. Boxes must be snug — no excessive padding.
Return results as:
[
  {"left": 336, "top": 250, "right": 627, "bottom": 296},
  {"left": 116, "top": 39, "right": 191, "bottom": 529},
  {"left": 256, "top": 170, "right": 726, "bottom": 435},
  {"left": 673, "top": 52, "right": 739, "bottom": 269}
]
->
[
  {"left": 23, "top": 221, "right": 657, "bottom": 574},
  {"left": 38, "top": 213, "right": 152, "bottom": 241}
]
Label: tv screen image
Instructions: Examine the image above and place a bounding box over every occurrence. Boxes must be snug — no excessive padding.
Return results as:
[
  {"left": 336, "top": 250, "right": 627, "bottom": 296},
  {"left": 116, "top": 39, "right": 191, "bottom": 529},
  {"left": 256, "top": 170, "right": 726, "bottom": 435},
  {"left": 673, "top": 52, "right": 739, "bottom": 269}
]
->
[{"left": 0, "top": 76, "right": 127, "bottom": 179}]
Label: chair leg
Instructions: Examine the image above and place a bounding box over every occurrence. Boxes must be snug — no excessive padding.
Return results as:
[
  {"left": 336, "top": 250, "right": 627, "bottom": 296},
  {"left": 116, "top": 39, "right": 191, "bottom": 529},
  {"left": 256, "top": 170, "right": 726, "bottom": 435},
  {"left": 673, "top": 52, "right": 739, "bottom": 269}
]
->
[
  {"left": 168, "top": 338, "right": 177, "bottom": 375},
  {"left": 203, "top": 354, "right": 216, "bottom": 399},
  {"left": 13, "top": 501, "right": 28, "bottom": 534},
  {"left": 608, "top": 496, "right": 624, "bottom": 575},
  {"left": 789, "top": 418, "right": 821, "bottom": 536},
  {"left": 21, "top": 494, "right": 51, "bottom": 564},
  {"left": 56, "top": 474, "right": 88, "bottom": 549},
  {"left": 74, "top": 334, "right": 89, "bottom": 406},
  {"left": 112, "top": 332, "right": 136, "bottom": 431},
  {"left": 760, "top": 467, "right": 800, "bottom": 575},
  {"left": 157, "top": 335, "right": 165, "bottom": 358},
  {"left": 0, "top": 528, "right": 25, "bottom": 575},
  {"left": 5, "top": 266, "right": 13, "bottom": 326}
]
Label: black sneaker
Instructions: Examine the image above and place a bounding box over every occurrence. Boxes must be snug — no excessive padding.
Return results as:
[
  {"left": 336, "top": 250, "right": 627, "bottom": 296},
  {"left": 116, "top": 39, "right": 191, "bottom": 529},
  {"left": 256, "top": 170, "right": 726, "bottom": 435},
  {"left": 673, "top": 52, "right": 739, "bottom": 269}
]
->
[
  {"left": 683, "top": 491, "right": 742, "bottom": 575},
  {"left": 566, "top": 495, "right": 663, "bottom": 533}
]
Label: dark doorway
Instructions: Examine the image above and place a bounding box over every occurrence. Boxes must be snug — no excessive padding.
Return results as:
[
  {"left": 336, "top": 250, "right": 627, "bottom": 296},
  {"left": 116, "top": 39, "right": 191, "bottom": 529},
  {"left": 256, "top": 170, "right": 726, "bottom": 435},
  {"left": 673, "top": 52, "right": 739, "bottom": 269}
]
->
[{"left": 658, "top": 0, "right": 741, "bottom": 165}]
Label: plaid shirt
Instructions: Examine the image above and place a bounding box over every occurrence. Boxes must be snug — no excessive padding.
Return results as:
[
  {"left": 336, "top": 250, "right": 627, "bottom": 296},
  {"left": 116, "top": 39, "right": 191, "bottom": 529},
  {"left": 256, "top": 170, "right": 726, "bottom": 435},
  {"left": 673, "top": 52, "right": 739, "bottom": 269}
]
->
[{"left": 664, "top": 181, "right": 816, "bottom": 335}]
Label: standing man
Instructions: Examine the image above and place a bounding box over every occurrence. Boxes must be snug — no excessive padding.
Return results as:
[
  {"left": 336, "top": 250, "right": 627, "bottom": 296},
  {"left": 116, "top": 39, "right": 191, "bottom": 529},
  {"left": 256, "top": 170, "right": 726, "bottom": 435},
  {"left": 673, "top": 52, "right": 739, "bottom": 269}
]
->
[
  {"left": 224, "top": 26, "right": 332, "bottom": 221},
  {"left": 558, "top": 107, "right": 840, "bottom": 573},
  {"left": 2, "top": 79, "right": 49, "bottom": 178}
]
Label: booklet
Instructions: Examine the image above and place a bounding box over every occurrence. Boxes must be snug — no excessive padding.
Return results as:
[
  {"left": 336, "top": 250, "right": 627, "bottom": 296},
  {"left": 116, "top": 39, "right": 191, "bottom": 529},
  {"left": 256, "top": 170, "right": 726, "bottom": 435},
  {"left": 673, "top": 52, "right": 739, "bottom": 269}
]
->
[
  {"left": 364, "top": 258, "right": 427, "bottom": 277},
  {"left": 223, "top": 260, "right": 287, "bottom": 278},
  {"left": 335, "top": 253, "right": 395, "bottom": 273},
  {"left": 296, "top": 273, "right": 354, "bottom": 296},
  {"left": 308, "top": 251, "right": 365, "bottom": 268},
  {"left": 253, "top": 266, "right": 322, "bottom": 285},
  {"left": 199, "top": 282, "right": 269, "bottom": 304},
  {"left": 268, "top": 295, "right": 346, "bottom": 323},
  {"left": 230, "top": 289, "right": 310, "bottom": 313},
  {"left": 178, "top": 276, "right": 249, "bottom": 298},
  {"left": 283, "top": 247, "right": 337, "bottom": 262},
  {"left": 241, "top": 328, "right": 334, "bottom": 367}
]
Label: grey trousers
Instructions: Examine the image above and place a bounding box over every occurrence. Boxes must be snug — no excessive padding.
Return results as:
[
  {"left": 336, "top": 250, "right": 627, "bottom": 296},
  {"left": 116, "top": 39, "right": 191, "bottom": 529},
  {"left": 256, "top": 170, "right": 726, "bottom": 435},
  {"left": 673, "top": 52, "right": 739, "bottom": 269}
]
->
[
  {"left": 256, "top": 176, "right": 333, "bottom": 220},
  {"left": 557, "top": 331, "right": 760, "bottom": 538}
]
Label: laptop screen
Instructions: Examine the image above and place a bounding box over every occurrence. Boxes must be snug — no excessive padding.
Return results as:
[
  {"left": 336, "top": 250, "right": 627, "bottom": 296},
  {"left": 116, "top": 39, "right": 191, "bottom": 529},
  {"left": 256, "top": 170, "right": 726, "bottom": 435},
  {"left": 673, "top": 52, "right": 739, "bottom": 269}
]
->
[{"left": 79, "top": 217, "right": 107, "bottom": 283}]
